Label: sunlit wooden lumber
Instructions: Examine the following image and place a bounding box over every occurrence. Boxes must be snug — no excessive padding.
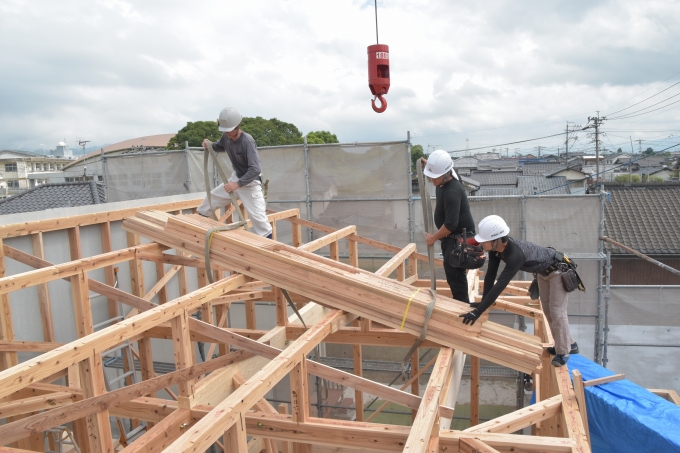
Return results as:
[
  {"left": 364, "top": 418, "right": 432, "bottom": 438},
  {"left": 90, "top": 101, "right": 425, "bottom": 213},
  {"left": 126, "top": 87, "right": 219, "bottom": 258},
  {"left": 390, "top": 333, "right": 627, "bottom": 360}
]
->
[{"left": 464, "top": 395, "right": 563, "bottom": 434}]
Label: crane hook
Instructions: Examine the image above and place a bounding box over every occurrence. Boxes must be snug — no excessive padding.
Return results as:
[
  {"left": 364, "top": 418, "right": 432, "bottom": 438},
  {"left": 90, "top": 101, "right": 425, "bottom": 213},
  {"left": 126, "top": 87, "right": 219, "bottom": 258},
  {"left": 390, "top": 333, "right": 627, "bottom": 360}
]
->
[{"left": 371, "top": 94, "right": 387, "bottom": 113}]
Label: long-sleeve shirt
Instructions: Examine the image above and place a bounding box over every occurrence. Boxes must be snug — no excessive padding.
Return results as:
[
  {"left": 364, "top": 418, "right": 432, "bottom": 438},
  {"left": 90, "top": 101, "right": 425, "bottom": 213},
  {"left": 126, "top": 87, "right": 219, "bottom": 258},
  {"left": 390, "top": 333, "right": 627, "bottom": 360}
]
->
[
  {"left": 212, "top": 131, "right": 261, "bottom": 187},
  {"left": 433, "top": 178, "right": 475, "bottom": 235},
  {"left": 478, "top": 237, "right": 556, "bottom": 313}
]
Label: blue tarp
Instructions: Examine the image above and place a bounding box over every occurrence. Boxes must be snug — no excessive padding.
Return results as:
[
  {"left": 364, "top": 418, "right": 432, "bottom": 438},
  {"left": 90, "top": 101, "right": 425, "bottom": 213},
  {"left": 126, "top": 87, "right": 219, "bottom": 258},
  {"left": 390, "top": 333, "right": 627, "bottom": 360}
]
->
[{"left": 567, "top": 354, "right": 680, "bottom": 453}]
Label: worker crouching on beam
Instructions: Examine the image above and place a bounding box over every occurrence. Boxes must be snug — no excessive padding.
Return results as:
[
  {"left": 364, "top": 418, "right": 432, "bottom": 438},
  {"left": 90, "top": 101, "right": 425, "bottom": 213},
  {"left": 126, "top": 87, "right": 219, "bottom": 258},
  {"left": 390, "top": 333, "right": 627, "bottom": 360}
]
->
[
  {"left": 459, "top": 215, "right": 579, "bottom": 367},
  {"left": 197, "top": 107, "right": 273, "bottom": 238},
  {"left": 421, "top": 150, "right": 477, "bottom": 303}
]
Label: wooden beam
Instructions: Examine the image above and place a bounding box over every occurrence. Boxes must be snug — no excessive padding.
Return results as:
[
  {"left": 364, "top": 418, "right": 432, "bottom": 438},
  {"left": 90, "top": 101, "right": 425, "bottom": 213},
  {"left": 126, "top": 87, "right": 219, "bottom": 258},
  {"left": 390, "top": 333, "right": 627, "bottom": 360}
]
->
[
  {"left": 353, "top": 343, "right": 364, "bottom": 421},
  {"left": 439, "top": 350, "right": 465, "bottom": 430},
  {"left": 298, "top": 226, "right": 356, "bottom": 253},
  {"left": 0, "top": 198, "right": 202, "bottom": 239},
  {"left": 403, "top": 348, "right": 454, "bottom": 453},
  {"left": 0, "top": 273, "right": 247, "bottom": 401},
  {"left": 572, "top": 370, "right": 591, "bottom": 447},
  {"left": 0, "top": 238, "right": 18, "bottom": 370},
  {"left": 224, "top": 414, "right": 248, "bottom": 453},
  {"left": 30, "top": 232, "right": 55, "bottom": 342},
  {"left": 79, "top": 352, "right": 114, "bottom": 453},
  {"left": 554, "top": 365, "right": 590, "bottom": 453},
  {"left": 120, "top": 408, "right": 193, "bottom": 453},
  {"left": 0, "top": 391, "right": 77, "bottom": 418},
  {"left": 464, "top": 394, "right": 563, "bottom": 434},
  {"left": 162, "top": 310, "right": 347, "bottom": 453},
  {"left": 0, "top": 350, "right": 252, "bottom": 445},
  {"left": 0, "top": 241, "right": 164, "bottom": 295},
  {"left": 583, "top": 373, "right": 625, "bottom": 387},
  {"left": 375, "top": 243, "right": 416, "bottom": 278},
  {"left": 459, "top": 437, "right": 502, "bottom": 453}
]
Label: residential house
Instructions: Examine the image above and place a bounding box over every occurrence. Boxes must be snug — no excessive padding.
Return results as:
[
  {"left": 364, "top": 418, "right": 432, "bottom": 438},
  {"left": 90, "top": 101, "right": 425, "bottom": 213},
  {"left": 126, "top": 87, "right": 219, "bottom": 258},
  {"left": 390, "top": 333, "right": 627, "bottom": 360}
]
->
[
  {"left": 603, "top": 182, "right": 680, "bottom": 284},
  {"left": 0, "top": 181, "right": 106, "bottom": 215}
]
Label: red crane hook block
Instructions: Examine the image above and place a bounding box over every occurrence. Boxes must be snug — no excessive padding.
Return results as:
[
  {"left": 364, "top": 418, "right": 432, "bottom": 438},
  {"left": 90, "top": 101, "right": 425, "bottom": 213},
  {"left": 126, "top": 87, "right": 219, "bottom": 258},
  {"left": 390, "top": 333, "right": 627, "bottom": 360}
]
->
[{"left": 368, "top": 44, "right": 390, "bottom": 113}]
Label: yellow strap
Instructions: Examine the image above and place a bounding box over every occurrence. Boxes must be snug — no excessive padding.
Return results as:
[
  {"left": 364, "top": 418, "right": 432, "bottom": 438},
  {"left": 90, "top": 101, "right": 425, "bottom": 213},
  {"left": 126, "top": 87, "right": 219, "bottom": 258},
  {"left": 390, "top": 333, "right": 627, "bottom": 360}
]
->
[{"left": 400, "top": 288, "right": 421, "bottom": 330}]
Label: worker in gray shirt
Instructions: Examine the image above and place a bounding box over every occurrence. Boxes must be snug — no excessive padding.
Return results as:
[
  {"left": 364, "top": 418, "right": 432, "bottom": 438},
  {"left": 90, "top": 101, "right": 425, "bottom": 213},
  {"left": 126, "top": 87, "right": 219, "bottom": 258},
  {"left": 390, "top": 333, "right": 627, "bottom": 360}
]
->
[{"left": 197, "top": 107, "right": 272, "bottom": 238}]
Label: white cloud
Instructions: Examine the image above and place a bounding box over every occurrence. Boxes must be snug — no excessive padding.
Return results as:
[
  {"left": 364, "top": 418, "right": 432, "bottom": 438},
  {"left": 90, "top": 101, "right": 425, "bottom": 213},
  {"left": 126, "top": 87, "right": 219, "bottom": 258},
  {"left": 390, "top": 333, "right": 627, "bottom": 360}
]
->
[{"left": 1, "top": 0, "right": 679, "bottom": 155}]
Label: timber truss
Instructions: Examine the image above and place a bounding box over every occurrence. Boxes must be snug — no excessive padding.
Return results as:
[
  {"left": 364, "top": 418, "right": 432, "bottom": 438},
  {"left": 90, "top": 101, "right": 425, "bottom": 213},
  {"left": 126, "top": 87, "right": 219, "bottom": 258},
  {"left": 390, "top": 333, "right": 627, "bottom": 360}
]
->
[{"left": 0, "top": 200, "right": 590, "bottom": 453}]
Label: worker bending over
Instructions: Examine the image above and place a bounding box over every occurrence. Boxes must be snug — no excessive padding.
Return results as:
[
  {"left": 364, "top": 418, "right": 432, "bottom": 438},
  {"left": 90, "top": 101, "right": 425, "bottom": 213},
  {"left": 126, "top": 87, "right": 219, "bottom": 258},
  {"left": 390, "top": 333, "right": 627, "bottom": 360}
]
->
[
  {"left": 197, "top": 107, "right": 273, "bottom": 238},
  {"left": 459, "top": 215, "right": 578, "bottom": 367},
  {"left": 421, "top": 150, "right": 476, "bottom": 303}
]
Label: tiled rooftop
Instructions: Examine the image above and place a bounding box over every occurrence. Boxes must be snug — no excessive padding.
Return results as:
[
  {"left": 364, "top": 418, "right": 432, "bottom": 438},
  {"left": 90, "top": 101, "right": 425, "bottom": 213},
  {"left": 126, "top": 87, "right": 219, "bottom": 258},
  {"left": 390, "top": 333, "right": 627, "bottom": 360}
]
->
[
  {"left": 517, "top": 176, "right": 571, "bottom": 195},
  {"left": 472, "top": 187, "right": 523, "bottom": 197},
  {"left": 470, "top": 171, "right": 522, "bottom": 186},
  {"left": 522, "top": 162, "right": 567, "bottom": 175},
  {"left": 604, "top": 182, "right": 680, "bottom": 255},
  {"left": 0, "top": 182, "right": 106, "bottom": 215}
]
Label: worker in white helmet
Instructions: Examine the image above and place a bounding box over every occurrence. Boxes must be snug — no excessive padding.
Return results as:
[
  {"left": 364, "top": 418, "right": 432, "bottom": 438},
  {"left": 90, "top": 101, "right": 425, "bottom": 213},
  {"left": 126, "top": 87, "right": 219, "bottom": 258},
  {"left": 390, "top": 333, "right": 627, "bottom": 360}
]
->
[
  {"left": 421, "top": 150, "right": 477, "bottom": 303},
  {"left": 197, "top": 107, "right": 273, "bottom": 238},
  {"left": 459, "top": 215, "right": 579, "bottom": 367}
]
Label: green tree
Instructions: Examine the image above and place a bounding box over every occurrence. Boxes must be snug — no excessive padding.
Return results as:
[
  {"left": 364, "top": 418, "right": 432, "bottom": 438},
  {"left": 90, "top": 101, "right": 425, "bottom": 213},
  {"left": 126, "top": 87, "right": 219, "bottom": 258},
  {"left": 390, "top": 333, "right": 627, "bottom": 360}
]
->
[
  {"left": 614, "top": 174, "right": 640, "bottom": 183},
  {"left": 617, "top": 148, "right": 623, "bottom": 153},
  {"left": 306, "top": 131, "right": 339, "bottom": 144},
  {"left": 643, "top": 147, "right": 654, "bottom": 156},
  {"left": 411, "top": 144, "right": 424, "bottom": 171},
  {"left": 240, "top": 117, "right": 304, "bottom": 146},
  {"left": 166, "top": 121, "right": 220, "bottom": 148}
]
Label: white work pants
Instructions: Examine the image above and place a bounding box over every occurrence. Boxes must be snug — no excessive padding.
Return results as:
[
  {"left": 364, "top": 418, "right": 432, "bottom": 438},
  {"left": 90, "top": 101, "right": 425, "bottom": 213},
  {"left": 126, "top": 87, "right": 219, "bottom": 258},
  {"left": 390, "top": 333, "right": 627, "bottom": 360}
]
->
[{"left": 197, "top": 172, "right": 272, "bottom": 237}]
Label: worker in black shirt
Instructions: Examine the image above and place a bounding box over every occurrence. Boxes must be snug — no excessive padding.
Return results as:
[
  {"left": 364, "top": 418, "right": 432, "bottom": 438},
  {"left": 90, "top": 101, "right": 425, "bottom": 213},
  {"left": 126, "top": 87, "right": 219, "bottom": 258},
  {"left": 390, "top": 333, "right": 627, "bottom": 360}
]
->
[
  {"left": 459, "top": 215, "right": 578, "bottom": 367},
  {"left": 421, "top": 150, "right": 477, "bottom": 303}
]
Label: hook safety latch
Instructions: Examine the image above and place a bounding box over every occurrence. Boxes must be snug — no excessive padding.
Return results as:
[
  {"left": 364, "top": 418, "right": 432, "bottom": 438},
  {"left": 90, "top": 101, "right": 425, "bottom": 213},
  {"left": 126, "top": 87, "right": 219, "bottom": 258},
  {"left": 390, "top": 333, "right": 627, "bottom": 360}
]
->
[{"left": 372, "top": 94, "right": 387, "bottom": 113}]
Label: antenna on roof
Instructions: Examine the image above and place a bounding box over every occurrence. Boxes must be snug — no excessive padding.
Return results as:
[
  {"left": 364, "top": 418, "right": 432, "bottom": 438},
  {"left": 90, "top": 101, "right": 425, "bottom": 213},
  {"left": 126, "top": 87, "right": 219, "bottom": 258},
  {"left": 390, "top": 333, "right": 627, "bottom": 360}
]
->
[{"left": 78, "top": 139, "right": 90, "bottom": 155}]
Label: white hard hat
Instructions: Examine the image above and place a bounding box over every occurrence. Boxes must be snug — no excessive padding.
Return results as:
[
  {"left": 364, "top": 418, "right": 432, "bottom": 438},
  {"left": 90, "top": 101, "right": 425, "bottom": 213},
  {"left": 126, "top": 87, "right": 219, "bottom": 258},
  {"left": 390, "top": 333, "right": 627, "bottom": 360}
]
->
[
  {"left": 474, "top": 215, "right": 510, "bottom": 243},
  {"left": 423, "top": 149, "right": 457, "bottom": 179},
  {"left": 218, "top": 107, "right": 242, "bottom": 132}
]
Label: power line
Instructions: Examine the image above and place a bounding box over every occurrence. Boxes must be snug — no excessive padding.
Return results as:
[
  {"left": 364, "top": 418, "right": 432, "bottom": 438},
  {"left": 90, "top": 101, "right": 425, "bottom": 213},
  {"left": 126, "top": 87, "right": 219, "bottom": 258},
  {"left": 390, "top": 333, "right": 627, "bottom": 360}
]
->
[
  {"left": 608, "top": 98, "right": 680, "bottom": 120},
  {"left": 605, "top": 81, "right": 680, "bottom": 116},
  {"left": 446, "top": 132, "right": 568, "bottom": 154}
]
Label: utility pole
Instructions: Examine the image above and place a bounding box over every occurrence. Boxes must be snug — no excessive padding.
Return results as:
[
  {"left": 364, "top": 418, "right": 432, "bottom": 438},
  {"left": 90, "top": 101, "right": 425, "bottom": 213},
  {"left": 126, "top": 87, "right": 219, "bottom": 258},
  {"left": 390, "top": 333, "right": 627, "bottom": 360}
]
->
[
  {"left": 535, "top": 146, "right": 542, "bottom": 157},
  {"left": 587, "top": 112, "right": 606, "bottom": 189},
  {"left": 629, "top": 136, "right": 635, "bottom": 183},
  {"left": 637, "top": 139, "right": 643, "bottom": 154}
]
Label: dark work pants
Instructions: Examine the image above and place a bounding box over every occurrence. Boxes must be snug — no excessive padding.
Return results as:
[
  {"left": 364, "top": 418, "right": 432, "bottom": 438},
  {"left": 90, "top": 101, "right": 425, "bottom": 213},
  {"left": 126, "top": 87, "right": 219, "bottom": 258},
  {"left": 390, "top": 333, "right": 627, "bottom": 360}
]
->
[{"left": 441, "top": 237, "right": 470, "bottom": 303}]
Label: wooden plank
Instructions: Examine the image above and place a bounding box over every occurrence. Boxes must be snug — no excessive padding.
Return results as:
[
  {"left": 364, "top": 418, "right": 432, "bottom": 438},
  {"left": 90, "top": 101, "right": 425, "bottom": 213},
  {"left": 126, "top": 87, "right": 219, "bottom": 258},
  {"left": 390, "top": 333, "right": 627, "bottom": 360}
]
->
[
  {"left": 470, "top": 356, "right": 480, "bottom": 427},
  {"left": 0, "top": 198, "right": 203, "bottom": 239},
  {"left": 162, "top": 310, "right": 346, "bottom": 453},
  {"left": 278, "top": 404, "right": 292, "bottom": 453},
  {"left": 233, "top": 372, "right": 278, "bottom": 453},
  {"left": 439, "top": 350, "right": 465, "bottom": 430},
  {"left": 583, "top": 373, "right": 625, "bottom": 387},
  {"left": 403, "top": 348, "right": 454, "bottom": 453},
  {"left": 410, "top": 348, "right": 420, "bottom": 421},
  {"left": 224, "top": 413, "right": 248, "bottom": 453},
  {"left": 171, "top": 309, "right": 195, "bottom": 401}
]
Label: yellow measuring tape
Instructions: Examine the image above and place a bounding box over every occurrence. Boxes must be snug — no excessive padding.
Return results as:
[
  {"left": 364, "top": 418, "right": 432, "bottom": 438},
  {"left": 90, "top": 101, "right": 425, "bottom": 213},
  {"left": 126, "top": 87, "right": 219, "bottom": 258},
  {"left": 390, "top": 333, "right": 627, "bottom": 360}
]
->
[{"left": 400, "top": 288, "right": 421, "bottom": 330}]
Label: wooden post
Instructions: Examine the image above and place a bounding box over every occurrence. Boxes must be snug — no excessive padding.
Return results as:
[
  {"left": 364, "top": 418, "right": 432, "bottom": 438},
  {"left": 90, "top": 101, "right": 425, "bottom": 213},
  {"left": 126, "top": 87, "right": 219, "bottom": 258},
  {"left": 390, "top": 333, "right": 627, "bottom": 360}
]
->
[
  {"left": 224, "top": 415, "right": 248, "bottom": 453},
  {"left": 292, "top": 218, "right": 302, "bottom": 247},
  {"left": 275, "top": 287, "right": 288, "bottom": 327},
  {"left": 572, "top": 369, "right": 591, "bottom": 446},
  {"left": 99, "top": 222, "right": 119, "bottom": 322},
  {"left": 290, "top": 356, "right": 311, "bottom": 453},
  {"left": 80, "top": 352, "right": 114, "bottom": 453},
  {"left": 171, "top": 310, "right": 195, "bottom": 405},
  {"left": 411, "top": 348, "right": 420, "bottom": 421},
  {"left": 353, "top": 343, "right": 364, "bottom": 421},
  {"left": 278, "top": 403, "right": 292, "bottom": 453},
  {"left": 31, "top": 232, "right": 55, "bottom": 342},
  {"left": 470, "top": 355, "right": 480, "bottom": 426},
  {"left": 0, "top": 238, "right": 17, "bottom": 370}
]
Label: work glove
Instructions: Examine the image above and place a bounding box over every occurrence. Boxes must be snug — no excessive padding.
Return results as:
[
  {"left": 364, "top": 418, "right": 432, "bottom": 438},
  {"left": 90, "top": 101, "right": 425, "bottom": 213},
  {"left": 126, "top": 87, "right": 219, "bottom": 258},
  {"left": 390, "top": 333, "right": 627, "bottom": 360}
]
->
[{"left": 459, "top": 308, "right": 481, "bottom": 325}]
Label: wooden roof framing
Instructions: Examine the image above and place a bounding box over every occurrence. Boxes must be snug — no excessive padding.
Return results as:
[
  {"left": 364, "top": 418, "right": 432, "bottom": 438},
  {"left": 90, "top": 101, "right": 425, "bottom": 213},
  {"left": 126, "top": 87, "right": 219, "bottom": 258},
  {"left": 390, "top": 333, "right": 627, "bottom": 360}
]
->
[{"left": 0, "top": 202, "right": 590, "bottom": 453}]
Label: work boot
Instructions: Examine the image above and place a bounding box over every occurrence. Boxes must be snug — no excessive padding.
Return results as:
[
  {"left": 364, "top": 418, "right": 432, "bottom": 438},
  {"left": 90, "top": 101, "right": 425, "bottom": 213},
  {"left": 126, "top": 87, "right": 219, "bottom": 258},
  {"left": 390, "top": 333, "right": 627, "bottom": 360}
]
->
[
  {"left": 547, "top": 342, "right": 579, "bottom": 355},
  {"left": 551, "top": 354, "right": 569, "bottom": 367}
]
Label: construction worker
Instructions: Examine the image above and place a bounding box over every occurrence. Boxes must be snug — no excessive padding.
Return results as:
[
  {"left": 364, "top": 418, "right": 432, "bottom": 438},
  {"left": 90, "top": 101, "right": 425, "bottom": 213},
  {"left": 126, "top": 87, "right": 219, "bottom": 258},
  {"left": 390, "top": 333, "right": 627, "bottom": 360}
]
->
[
  {"left": 421, "top": 149, "right": 476, "bottom": 303},
  {"left": 197, "top": 107, "right": 273, "bottom": 238},
  {"left": 459, "top": 215, "right": 578, "bottom": 367}
]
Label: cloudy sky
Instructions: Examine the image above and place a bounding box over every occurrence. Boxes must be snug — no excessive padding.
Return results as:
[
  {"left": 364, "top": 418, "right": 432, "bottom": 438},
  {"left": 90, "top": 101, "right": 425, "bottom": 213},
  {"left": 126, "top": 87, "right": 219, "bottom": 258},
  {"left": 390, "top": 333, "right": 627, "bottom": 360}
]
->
[{"left": 1, "top": 0, "right": 679, "bottom": 156}]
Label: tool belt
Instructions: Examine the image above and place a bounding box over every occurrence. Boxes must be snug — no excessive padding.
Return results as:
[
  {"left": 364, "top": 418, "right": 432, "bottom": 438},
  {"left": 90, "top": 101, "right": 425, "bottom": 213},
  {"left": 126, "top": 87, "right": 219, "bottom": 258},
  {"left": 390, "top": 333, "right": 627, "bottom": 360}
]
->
[
  {"left": 540, "top": 250, "right": 585, "bottom": 292},
  {"left": 448, "top": 229, "right": 486, "bottom": 270}
]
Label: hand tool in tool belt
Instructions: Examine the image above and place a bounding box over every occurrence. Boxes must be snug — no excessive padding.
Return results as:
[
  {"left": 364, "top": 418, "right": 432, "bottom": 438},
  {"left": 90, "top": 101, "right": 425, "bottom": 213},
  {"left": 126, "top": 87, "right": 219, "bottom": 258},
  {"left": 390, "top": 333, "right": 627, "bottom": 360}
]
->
[
  {"left": 541, "top": 250, "right": 585, "bottom": 293},
  {"left": 449, "top": 228, "right": 486, "bottom": 269}
]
